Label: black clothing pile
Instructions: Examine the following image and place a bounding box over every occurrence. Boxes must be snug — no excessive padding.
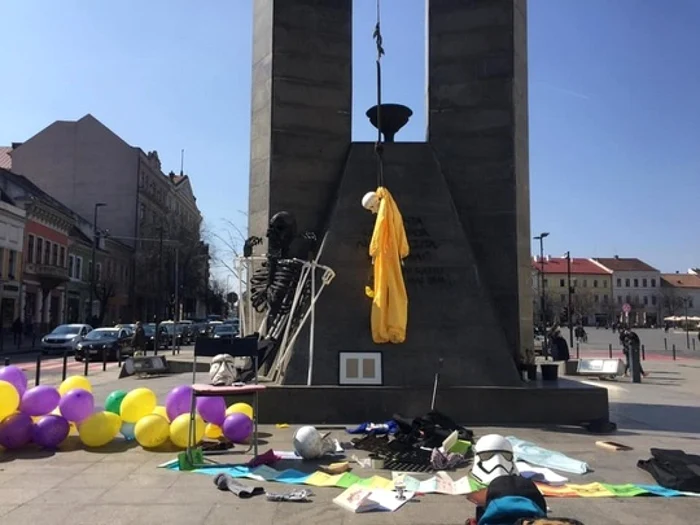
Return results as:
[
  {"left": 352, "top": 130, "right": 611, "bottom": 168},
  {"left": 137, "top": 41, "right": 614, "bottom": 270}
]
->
[{"left": 637, "top": 448, "right": 700, "bottom": 493}]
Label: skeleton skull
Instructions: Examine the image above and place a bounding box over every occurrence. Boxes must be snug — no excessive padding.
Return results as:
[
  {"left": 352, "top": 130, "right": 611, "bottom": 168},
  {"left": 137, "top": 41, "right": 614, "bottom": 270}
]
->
[{"left": 361, "top": 191, "right": 380, "bottom": 214}]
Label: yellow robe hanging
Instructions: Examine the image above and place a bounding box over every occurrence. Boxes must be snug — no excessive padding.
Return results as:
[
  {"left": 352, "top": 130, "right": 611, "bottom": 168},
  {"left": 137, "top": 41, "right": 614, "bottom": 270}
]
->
[{"left": 366, "top": 187, "right": 409, "bottom": 344}]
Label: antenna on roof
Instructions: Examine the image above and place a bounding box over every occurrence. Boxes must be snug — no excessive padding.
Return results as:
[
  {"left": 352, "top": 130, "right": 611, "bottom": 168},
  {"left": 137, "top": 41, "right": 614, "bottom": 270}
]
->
[{"left": 180, "top": 149, "right": 185, "bottom": 176}]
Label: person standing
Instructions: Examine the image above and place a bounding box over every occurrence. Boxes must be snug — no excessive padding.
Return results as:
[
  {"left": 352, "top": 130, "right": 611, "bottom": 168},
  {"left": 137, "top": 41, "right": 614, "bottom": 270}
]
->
[
  {"left": 131, "top": 321, "right": 146, "bottom": 357},
  {"left": 623, "top": 329, "right": 648, "bottom": 378}
]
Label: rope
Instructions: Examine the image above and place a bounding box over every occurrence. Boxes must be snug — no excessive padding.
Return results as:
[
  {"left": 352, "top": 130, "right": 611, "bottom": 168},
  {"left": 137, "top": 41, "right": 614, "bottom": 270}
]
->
[{"left": 373, "top": 0, "right": 385, "bottom": 188}]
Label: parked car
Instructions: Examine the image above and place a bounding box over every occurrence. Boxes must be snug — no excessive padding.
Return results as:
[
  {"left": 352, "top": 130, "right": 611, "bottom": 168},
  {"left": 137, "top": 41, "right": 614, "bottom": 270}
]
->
[
  {"left": 212, "top": 324, "right": 237, "bottom": 339},
  {"left": 74, "top": 327, "right": 134, "bottom": 361},
  {"left": 41, "top": 324, "right": 92, "bottom": 354},
  {"left": 144, "top": 323, "right": 167, "bottom": 350}
]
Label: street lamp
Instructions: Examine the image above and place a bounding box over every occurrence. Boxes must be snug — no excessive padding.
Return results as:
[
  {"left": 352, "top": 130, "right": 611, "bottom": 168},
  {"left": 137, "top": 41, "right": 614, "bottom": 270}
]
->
[
  {"left": 563, "top": 251, "right": 573, "bottom": 347},
  {"left": 533, "top": 232, "right": 550, "bottom": 354},
  {"left": 88, "top": 202, "right": 107, "bottom": 324},
  {"left": 684, "top": 296, "right": 690, "bottom": 349}
]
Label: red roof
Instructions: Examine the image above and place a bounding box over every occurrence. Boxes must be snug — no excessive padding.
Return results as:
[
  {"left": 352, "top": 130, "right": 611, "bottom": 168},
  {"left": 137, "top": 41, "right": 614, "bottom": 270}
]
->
[
  {"left": 661, "top": 274, "right": 700, "bottom": 289},
  {"left": 0, "top": 147, "right": 11, "bottom": 170},
  {"left": 593, "top": 257, "right": 658, "bottom": 272},
  {"left": 532, "top": 257, "right": 611, "bottom": 275}
]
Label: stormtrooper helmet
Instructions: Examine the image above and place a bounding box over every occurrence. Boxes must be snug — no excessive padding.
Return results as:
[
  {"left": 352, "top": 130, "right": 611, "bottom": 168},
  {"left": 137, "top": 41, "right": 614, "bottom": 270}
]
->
[
  {"left": 292, "top": 426, "right": 336, "bottom": 460},
  {"left": 361, "top": 191, "right": 380, "bottom": 214},
  {"left": 209, "top": 354, "right": 238, "bottom": 386},
  {"left": 471, "top": 434, "right": 517, "bottom": 485}
]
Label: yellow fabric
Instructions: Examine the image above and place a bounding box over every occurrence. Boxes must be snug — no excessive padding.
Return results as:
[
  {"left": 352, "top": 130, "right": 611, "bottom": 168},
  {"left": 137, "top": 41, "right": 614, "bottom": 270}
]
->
[{"left": 366, "top": 186, "right": 409, "bottom": 343}]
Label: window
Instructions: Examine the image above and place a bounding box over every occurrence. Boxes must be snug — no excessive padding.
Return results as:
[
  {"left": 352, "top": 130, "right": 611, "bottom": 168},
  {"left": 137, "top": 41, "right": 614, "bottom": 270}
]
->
[
  {"left": 339, "top": 352, "right": 383, "bottom": 385},
  {"left": 603, "top": 280, "right": 608, "bottom": 288},
  {"left": 36, "top": 238, "right": 43, "bottom": 264},
  {"left": 593, "top": 280, "right": 598, "bottom": 288},
  {"left": 594, "top": 295, "right": 599, "bottom": 303},
  {"left": 96, "top": 262, "right": 102, "bottom": 281},
  {"left": 8, "top": 250, "right": 16, "bottom": 278},
  {"left": 690, "top": 299, "right": 695, "bottom": 308},
  {"left": 69, "top": 255, "right": 75, "bottom": 278},
  {"left": 76, "top": 257, "right": 83, "bottom": 281},
  {"left": 625, "top": 278, "right": 630, "bottom": 287},
  {"left": 651, "top": 278, "right": 656, "bottom": 287},
  {"left": 617, "top": 296, "right": 623, "bottom": 305},
  {"left": 572, "top": 278, "right": 577, "bottom": 288},
  {"left": 88, "top": 261, "right": 92, "bottom": 280},
  {"left": 0, "top": 248, "right": 4, "bottom": 277},
  {"left": 559, "top": 279, "right": 565, "bottom": 287},
  {"left": 44, "top": 241, "right": 50, "bottom": 265},
  {"left": 603, "top": 295, "right": 609, "bottom": 304},
  {"left": 52, "top": 244, "right": 58, "bottom": 266},
  {"left": 139, "top": 203, "right": 145, "bottom": 221},
  {"left": 642, "top": 278, "right": 647, "bottom": 287},
  {"left": 644, "top": 296, "right": 649, "bottom": 305},
  {"left": 634, "top": 295, "right": 640, "bottom": 305},
  {"left": 634, "top": 279, "right": 638, "bottom": 288},
  {"left": 583, "top": 279, "right": 588, "bottom": 288},
  {"left": 59, "top": 246, "right": 66, "bottom": 268},
  {"left": 625, "top": 295, "right": 631, "bottom": 304},
  {"left": 617, "top": 278, "right": 622, "bottom": 287},
  {"left": 560, "top": 294, "right": 566, "bottom": 303},
  {"left": 27, "top": 235, "right": 34, "bottom": 264},
  {"left": 652, "top": 295, "right": 657, "bottom": 306},
  {"left": 543, "top": 279, "right": 548, "bottom": 288}
]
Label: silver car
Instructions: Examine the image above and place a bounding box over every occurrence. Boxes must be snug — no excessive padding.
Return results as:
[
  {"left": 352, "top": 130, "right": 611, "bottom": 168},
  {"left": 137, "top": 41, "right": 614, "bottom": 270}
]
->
[{"left": 41, "top": 324, "right": 93, "bottom": 354}]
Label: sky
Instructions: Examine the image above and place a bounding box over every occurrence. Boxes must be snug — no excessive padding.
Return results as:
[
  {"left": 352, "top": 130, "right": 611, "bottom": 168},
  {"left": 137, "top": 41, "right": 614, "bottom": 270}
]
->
[{"left": 0, "top": 0, "right": 698, "bottom": 277}]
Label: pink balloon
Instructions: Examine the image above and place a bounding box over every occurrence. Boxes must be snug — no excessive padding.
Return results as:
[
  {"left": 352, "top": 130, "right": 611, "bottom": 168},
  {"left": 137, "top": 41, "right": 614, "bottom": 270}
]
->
[
  {"left": 33, "top": 415, "right": 70, "bottom": 449},
  {"left": 165, "top": 385, "right": 193, "bottom": 422},
  {"left": 196, "top": 396, "right": 226, "bottom": 426},
  {"left": 59, "top": 389, "right": 94, "bottom": 423},
  {"left": 222, "top": 413, "right": 253, "bottom": 443},
  {"left": 0, "top": 365, "right": 27, "bottom": 397},
  {"left": 20, "top": 385, "right": 61, "bottom": 416},
  {"left": 0, "top": 413, "right": 33, "bottom": 449}
]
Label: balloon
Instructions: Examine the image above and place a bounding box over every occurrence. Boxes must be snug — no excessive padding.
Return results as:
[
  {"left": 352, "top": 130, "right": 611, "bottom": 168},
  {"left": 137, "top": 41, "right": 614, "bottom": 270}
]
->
[
  {"left": 20, "top": 385, "right": 60, "bottom": 416},
  {"left": 134, "top": 414, "right": 170, "bottom": 448},
  {"left": 120, "top": 422, "right": 136, "bottom": 441},
  {"left": 105, "top": 390, "right": 128, "bottom": 415},
  {"left": 0, "top": 380, "right": 20, "bottom": 420},
  {"left": 78, "top": 411, "right": 121, "bottom": 447},
  {"left": 33, "top": 415, "right": 70, "bottom": 449},
  {"left": 196, "top": 396, "right": 226, "bottom": 426},
  {"left": 120, "top": 388, "right": 157, "bottom": 423},
  {"left": 204, "top": 423, "right": 223, "bottom": 440},
  {"left": 59, "top": 389, "right": 94, "bottom": 423},
  {"left": 165, "top": 385, "right": 193, "bottom": 422},
  {"left": 152, "top": 405, "right": 169, "bottom": 421},
  {"left": 0, "top": 412, "right": 33, "bottom": 449},
  {"left": 226, "top": 402, "right": 253, "bottom": 420},
  {"left": 0, "top": 366, "right": 28, "bottom": 397},
  {"left": 170, "top": 413, "right": 204, "bottom": 449},
  {"left": 222, "top": 413, "right": 253, "bottom": 443},
  {"left": 58, "top": 376, "right": 92, "bottom": 396}
]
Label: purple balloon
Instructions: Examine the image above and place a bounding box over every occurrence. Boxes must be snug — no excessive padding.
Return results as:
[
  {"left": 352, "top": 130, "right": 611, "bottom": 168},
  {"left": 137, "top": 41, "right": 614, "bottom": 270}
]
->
[
  {"left": 0, "top": 413, "right": 33, "bottom": 449},
  {"left": 222, "top": 413, "right": 253, "bottom": 443},
  {"left": 165, "top": 385, "right": 193, "bottom": 422},
  {"left": 196, "top": 396, "right": 226, "bottom": 426},
  {"left": 59, "top": 389, "right": 94, "bottom": 423},
  {"left": 0, "top": 365, "right": 27, "bottom": 397},
  {"left": 20, "top": 385, "right": 61, "bottom": 416},
  {"left": 33, "top": 415, "right": 70, "bottom": 449}
]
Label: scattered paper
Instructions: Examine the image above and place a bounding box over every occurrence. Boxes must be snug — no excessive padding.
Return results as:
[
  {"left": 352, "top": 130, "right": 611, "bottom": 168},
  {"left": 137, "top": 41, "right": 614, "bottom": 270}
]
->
[
  {"left": 274, "top": 450, "right": 302, "bottom": 460},
  {"left": 333, "top": 486, "right": 414, "bottom": 513}
]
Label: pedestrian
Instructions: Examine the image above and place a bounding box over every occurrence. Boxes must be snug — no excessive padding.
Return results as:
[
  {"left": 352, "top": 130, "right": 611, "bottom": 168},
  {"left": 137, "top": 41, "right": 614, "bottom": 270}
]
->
[
  {"left": 11, "top": 317, "right": 22, "bottom": 346},
  {"left": 550, "top": 330, "right": 570, "bottom": 362},
  {"left": 131, "top": 321, "right": 146, "bottom": 357},
  {"left": 622, "top": 329, "right": 648, "bottom": 378}
]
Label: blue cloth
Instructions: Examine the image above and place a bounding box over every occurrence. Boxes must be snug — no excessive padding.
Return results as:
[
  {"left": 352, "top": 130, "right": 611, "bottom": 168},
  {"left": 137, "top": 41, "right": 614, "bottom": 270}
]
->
[
  {"left": 478, "top": 496, "right": 546, "bottom": 525},
  {"left": 346, "top": 420, "right": 398, "bottom": 435},
  {"left": 507, "top": 436, "right": 590, "bottom": 475},
  {"left": 636, "top": 484, "right": 685, "bottom": 497}
]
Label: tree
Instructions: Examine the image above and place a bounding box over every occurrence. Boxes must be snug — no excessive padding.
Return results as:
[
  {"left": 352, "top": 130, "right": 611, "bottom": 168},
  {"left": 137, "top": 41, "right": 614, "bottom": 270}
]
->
[
  {"left": 661, "top": 287, "right": 685, "bottom": 316},
  {"left": 208, "top": 278, "right": 228, "bottom": 316},
  {"left": 209, "top": 217, "right": 246, "bottom": 279},
  {"left": 93, "top": 279, "right": 116, "bottom": 326}
]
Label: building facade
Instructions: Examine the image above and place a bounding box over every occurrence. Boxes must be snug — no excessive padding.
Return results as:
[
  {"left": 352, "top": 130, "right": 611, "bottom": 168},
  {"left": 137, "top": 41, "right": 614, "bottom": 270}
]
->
[
  {"left": 533, "top": 257, "right": 613, "bottom": 326},
  {"left": 660, "top": 273, "right": 700, "bottom": 318},
  {"left": 7, "top": 114, "right": 206, "bottom": 321},
  {"left": 0, "top": 196, "right": 26, "bottom": 326},
  {"left": 593, "top": 257, "right": 661, "bottom": 327}
]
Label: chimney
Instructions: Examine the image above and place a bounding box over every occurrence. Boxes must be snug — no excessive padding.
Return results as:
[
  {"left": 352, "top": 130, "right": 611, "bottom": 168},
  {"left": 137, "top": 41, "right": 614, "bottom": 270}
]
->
[
  {"left": 11, "top": 142, "right": 22, "bottom": 149},
  {"left": 614, "top": 255, "right": 619, "bottom": 259}
]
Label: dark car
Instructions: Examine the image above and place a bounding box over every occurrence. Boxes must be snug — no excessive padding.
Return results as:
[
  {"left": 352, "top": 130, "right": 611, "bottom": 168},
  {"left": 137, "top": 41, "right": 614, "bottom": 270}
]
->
[
  {"left": 74, "top": 328, "right": 134, "bottom": 361},
  {"left": 144, "top": 323, "right": 168, "bottom": 350},
  {"left": 211, "top": 324, "right": 237, "bottom": 339}
]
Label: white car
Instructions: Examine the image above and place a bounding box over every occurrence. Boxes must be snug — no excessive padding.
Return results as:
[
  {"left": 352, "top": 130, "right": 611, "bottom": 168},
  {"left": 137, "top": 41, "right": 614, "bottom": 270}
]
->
[{"left": 42, "top": 324, "right": 93, "bottom": 354}]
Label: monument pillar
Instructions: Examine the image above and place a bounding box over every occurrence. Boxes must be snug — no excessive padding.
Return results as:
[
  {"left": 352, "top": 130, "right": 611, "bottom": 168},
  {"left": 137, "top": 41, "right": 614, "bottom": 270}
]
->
[{"left": 427, "top": 0, "right": 532, "bottom": 361}]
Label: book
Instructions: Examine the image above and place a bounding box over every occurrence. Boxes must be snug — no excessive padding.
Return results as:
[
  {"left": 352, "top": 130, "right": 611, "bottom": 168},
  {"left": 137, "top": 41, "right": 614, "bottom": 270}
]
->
[{"left": 333, "top": 486, "right": 414, "bottom": 513}]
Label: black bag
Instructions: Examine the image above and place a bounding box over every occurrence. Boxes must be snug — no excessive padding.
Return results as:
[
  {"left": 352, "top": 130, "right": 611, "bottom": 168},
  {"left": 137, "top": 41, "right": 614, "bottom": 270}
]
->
[
  {"left": 393, "top": 410, "right": 474, "bottom": 449},
  {"left": 637, "top": 448, "right": 700, "bottom": 493}
]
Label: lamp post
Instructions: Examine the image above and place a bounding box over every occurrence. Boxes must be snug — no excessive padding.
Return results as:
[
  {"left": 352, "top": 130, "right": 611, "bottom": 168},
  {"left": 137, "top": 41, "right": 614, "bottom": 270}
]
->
[
  {"left": 533, "top": 232, "right": 550, "bottom": 355},
  {"left": 88, "top": 203, "right": 107, "bottom": 324},
  {"left": 564, "top": 251, "right": 573, "bottom": 347},
  {"left": 685, "top": 296, "right": 690, "bottom": 349}
]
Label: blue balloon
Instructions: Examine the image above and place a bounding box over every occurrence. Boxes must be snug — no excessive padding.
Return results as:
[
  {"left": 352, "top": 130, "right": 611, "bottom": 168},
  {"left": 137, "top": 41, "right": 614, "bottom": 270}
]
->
[{"left": 120, "top": 422, "right": 136, "bottom": 441}]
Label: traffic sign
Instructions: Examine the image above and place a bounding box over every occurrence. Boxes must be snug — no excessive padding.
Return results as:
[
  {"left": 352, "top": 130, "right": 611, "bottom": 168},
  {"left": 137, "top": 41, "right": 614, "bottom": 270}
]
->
[{"left": 622, "top": 303, "right": 631, "bottom": 314}]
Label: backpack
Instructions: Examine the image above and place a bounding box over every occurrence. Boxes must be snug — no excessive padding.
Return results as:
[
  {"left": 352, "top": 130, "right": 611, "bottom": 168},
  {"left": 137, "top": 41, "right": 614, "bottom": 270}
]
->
[
  {"left": 638, "top": 448, "right": 700, "bottom": 493},
  {"left": 477, "top": 475, "right": 547, "bottom": 525}
]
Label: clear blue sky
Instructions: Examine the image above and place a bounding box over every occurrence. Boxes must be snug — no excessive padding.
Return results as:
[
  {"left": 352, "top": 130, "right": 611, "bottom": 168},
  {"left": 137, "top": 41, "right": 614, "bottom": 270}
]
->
[{"left": 0, "top": 0, "right": 698, "bottom": 276}]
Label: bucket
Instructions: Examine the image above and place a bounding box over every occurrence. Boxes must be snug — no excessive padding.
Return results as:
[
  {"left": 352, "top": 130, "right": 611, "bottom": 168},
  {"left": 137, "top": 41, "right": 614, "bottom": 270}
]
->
[
  {"left": 526, "top": 364, "right": 538, "bottom": 381},
  {"left": 540, "top": 363, "right": 559, "bottom": 381}
]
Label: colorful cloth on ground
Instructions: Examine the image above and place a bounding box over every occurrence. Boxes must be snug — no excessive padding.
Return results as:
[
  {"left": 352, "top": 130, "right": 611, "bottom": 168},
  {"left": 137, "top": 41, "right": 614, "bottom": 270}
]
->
[
  {"left": 507, "top": 437, "right": 590, "bottom": 474},
  {"left": 366, "top": 186, "right": 409, "bottom": 344},
  {"left": 160, "top": 461, "right": 694, "bottom": 498}
]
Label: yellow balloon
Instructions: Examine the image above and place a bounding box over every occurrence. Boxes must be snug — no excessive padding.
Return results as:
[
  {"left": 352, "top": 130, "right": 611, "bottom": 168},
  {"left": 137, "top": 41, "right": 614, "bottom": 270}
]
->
[
  {"left": 152, "top": 405, "right": 169, "bottom": 421},
  {"left": 78, "top": 411, "right": 121, "bottom": 447},
  {"left": 58, "top": 376, "right": 92, "bottom": 396},
  {"left": 226, "top": 402, "right": 253, "bottom": 420},
  {"left": 170, "top": 413, "right": 204, "bottom": 449},
  {"left": 0, "top": 380, "right": 20, "bottom": 420},
  {"left": 134, "top": 414, "right": 170, "bottom": 448},
  {"left": 120, "top": 388, "right": 157, "bottom": 423},
  {"left": 204, "top": 423, "right": 223, "bottom": 440}
]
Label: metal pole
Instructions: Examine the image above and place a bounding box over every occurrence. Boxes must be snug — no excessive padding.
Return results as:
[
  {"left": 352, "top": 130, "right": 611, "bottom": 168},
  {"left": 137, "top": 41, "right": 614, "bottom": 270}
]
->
[
  {"left": 307, "top": 263, "right": 316, "bottom": 386},
  {"left": 672, "top": 343, "right": 676, "bottom": 360},
  {"left": 62, "top": 350, "right": 68, "bottom": 381},
  {"left": 567, "top": 252, "right": 573, "bottom": 347},
  {"left": 685, "top": 298, "right": 690, "bottom": 349},
  {"left": 88, "top": 203, "right": 103, "bottom": 325},
  {"left": 664, "top": 338, "right": 668, "bottom": 352},
  {"left": 35, "top": 353, "right": 41, "bottom": 385},
  {"left": 174, "top": 245, "right": 179, "bottom": 354},
  {"left": 608, "top": 343, "right": 612, "bottom": 359}
]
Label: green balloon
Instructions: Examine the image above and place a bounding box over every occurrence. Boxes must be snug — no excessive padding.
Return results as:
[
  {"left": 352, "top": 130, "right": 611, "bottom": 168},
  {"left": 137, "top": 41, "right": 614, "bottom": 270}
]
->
[{"left": 105, "top": 390, "right": 128, "bottom": 415}]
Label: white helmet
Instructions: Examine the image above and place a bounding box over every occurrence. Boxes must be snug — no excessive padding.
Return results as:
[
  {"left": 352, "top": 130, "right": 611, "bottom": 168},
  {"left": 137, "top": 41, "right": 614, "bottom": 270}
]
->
[
  {"left": 361, "top": 191, "right": 380, "bottom": 214},
  {"left": 292, "top": 426, "right": 336, "bottom": 460},
  {"left": 471, "top": 434, "right": 517, "bottom": 485}
]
